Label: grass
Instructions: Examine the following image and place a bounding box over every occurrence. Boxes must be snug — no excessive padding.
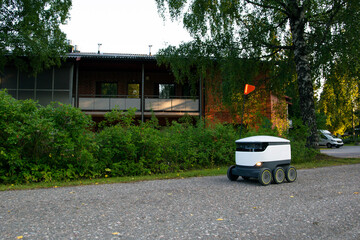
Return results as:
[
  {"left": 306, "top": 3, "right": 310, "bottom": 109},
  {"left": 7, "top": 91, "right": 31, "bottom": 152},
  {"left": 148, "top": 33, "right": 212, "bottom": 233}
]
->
[
  {"left": 344, "top": 143, "right": 360, "bottom": 146},
  {"left": 294, "top": 153, "right": 360, "bottom": 169},
  {"left": 1, "top": 154, "right": 360, "bottom": 191},
  {"left": 0, "top": 167, "right": 227, "bottom": 191}
]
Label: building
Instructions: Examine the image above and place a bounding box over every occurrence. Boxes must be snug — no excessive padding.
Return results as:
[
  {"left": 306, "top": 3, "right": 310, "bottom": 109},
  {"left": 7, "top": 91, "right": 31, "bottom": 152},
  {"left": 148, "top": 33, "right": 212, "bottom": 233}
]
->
[{"left": 0, "top": 52, "right": 289, "bottom": 129}]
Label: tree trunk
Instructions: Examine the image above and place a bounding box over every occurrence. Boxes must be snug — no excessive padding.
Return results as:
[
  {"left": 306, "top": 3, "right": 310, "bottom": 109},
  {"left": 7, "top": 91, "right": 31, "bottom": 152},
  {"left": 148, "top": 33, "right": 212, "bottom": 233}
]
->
[{"left": 290, "top": 6, "right": 318, "bottom": 147}]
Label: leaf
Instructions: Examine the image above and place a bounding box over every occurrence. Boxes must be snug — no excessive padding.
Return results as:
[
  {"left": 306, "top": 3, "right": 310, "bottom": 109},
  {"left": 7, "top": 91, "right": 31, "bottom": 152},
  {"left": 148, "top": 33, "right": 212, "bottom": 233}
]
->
[
  {"left": 17, "top": 236, "right": 23, "bottom": 239},
  {"left": 216, "top": 218, "right": 224, "bottom": 221},
  {"left": 112, "top": 232, "right": 120, "bottom": 235}
]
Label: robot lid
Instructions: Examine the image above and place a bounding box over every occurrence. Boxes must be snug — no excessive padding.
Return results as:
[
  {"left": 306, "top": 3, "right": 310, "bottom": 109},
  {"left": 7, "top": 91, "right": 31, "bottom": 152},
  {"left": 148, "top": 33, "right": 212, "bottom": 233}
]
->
[{"left": 235, "top": 135, "right": 290, "bottom": 144}]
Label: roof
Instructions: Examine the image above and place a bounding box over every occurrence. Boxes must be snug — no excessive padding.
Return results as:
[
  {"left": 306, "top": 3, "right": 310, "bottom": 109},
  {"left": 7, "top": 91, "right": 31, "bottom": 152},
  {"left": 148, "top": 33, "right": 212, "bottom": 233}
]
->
[{"left": 66, "top": 52, "right": 156, "bottom": 61}]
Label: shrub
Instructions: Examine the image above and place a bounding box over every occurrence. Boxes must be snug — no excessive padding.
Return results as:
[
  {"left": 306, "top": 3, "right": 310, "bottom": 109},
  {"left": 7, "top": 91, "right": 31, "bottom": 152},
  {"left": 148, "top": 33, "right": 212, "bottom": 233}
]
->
[
  {"left": 35, "top": 103, "right": 98, "bottom": 179},
  {"left": 1, "top": 88, "right": 317, "bottom": 184},
  {"left": 244, "top": 118, "right": 280, "bottom": 137},
  {"left": 94, "top": 116, "right": 238, "bottom": 177},
  {"left": 287, "top": 118, "right": 318, "bottom": 163},
  {"left": 0, "top": 90, "right": 40, "bottom": 183},
  {"left": 0, "top": 90, "right": 97, "bottom": 183}
]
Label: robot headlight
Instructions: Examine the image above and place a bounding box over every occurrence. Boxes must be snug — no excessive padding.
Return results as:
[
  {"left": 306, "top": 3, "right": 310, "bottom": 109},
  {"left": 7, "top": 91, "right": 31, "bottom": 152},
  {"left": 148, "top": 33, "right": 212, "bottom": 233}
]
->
[{"left": 255, "top": 162, "right": 262, "bottom": 167}]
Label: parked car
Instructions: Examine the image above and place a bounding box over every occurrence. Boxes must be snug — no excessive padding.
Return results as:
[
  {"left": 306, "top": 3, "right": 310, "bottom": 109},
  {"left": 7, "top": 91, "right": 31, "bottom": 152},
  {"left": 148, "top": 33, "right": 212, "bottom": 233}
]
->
[
  {"left": 320, "top": 130, "right": 331, "bottom": 135},
  {"left": 318, "top": 130, "right": 344, "bottom": 148}
]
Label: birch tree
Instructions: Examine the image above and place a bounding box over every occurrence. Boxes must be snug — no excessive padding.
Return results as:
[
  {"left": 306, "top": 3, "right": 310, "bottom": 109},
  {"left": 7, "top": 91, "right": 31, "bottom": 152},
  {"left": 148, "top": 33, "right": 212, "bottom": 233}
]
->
[{"left": 155, "top": 0, "right": 360, "bottom": 147}]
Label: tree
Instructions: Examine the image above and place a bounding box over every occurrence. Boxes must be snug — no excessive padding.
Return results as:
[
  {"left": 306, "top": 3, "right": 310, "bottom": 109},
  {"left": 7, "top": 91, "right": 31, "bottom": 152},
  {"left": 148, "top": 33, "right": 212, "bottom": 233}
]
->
[
  {"left": 0, "top": 0, "right": 72, "bottom": 73},
  {"left": 155, "top": 0, "right": 360, "bottom": 147},
  {"left": 318, "top": 70, "right": 359, "bottom": 135}
]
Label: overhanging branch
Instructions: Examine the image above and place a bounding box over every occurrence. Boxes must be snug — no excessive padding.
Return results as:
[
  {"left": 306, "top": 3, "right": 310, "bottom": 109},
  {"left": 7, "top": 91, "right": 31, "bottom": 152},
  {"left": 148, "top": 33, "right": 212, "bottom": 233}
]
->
[{"left": 244, "top": 0, "right": 289, "bottom": 15}]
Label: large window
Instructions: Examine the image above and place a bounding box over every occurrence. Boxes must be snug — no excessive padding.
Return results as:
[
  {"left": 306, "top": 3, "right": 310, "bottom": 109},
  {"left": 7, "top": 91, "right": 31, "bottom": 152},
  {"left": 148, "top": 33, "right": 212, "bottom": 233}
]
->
[
  {"left": 0, "top": 65, "right": 72, "bottom": 105},
  {"left": 159, "top": 84, "right": 175, "bottom": 98},
  {"left": 96, "top": 82, "right": 117, "bottom": 97}
]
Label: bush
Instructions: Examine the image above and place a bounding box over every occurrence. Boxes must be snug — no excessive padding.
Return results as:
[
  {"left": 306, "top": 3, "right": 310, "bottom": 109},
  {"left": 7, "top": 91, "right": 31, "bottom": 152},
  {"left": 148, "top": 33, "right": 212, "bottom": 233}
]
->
[
  {"left": 244, "top": 118, "right": 280, "bottom": 137},
  {"left": 287, "top": 118, "right": 318, "bottom": 163},
  {"left": 94, "top": 114, "right": 237, "bottom": 178},
  {"left": 0, "top": 90, "right": 40, "bottom": 183},
  {"left": 0, "top": 90, "right": 317, "bottom": 184},
  {"left": 0, "top": 90, "right": 97, "bottom": 183}
]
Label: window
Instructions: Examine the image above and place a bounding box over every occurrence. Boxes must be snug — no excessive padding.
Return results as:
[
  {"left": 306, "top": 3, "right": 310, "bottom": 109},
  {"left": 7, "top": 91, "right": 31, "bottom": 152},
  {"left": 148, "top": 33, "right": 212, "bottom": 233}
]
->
[
  {"left": 96, "top": 82, "right": 117, "bottom": 97},
  {"left": 159, "top": 84, "right": 175, "bottom": 98},
  {"left": 128, "top": 84, "right": 139, "bottom": 98},
  {"left": 236, "top": 142, "right": 269, "bottom": 152}
]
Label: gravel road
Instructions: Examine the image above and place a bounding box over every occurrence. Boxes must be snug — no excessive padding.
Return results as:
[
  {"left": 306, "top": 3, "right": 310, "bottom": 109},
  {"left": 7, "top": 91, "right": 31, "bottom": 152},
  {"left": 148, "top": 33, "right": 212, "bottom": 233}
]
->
[{"left": 1, "top": 164, "right": 360, "bottom": 240}]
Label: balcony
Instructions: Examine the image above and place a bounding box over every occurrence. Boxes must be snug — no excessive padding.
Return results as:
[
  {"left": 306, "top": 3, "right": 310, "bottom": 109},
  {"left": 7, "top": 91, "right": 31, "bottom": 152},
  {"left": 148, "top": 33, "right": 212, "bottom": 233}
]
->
[{"left": 77, "top": 95, "right": 199, "bottom": 113}]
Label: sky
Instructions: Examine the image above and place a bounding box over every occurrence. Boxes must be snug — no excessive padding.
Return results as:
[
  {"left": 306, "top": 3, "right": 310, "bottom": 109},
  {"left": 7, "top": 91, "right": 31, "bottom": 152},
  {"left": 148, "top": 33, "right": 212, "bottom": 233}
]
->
[{"left": 61, "top": 0, "right": 193, "bottom": 55}]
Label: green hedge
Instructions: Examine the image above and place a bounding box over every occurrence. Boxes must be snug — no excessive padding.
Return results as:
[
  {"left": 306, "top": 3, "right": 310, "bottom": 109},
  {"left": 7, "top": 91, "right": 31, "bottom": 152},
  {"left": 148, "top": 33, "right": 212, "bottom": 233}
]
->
[
  {"left": 95, "top": 120, "right": 237, "bottom": 177},
  {"left": 0, "top": 90, "right": 97, "bottom": 183},
  {"left": 0, "top": 90, "right": 238, "bottom": 183},
  {"left": 0, "top": 90, "right": 315, "bottom": 184}
]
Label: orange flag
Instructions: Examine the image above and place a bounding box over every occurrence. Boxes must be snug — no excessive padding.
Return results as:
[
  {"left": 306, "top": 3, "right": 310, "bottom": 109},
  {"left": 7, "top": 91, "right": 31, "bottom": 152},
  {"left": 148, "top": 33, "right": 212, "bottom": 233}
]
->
[{"left": 244, "top": 84, "right": 255, "bottom": 95}]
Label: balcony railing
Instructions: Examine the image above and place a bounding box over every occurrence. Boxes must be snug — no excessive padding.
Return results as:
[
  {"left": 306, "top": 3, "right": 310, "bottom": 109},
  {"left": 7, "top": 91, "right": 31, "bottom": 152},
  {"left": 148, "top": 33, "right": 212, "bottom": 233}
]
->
[{"left": 78, "top": 95, "right": 199, "bottom": 112}]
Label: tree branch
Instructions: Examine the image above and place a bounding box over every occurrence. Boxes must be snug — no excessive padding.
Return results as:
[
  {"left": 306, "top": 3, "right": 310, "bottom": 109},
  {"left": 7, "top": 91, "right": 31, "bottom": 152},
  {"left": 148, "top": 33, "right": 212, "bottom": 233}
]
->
[
  {"left": 244, "top": 0, "right": 289, "bottom": 15},
  {"left": 264, "top": 43, "right": 293, "bottom": 50},
  {"left": 309, "top": 0, "right": 343, "bottom": 21},
  {"left": 309, "top": 0, "right": 343, "bottom": 48}
]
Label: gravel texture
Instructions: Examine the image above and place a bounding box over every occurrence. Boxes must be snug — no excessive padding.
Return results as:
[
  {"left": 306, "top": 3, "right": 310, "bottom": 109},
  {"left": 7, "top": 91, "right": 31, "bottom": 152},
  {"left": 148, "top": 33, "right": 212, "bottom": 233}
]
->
[
  {"left": 0, "top": 164, "right": 359, "bottom": 240},
  {"left": 320, "top": 146, "right": 360, "bottom": 158}
]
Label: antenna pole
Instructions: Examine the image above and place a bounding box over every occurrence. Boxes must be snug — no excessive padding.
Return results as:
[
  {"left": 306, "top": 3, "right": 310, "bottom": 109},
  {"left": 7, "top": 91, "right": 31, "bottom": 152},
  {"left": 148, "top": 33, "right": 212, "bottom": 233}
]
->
[
  {"left": 239, "top": 84, "right": 255, "bottom": 139},
  {"left": 98, "top": 43, "right": 102, "bottom": 54},
  {"left": 239, "top": 94, "right": 246, "bottom": 139},
  {"left": 148, "top": 45, "right": 153, "bottom": 55}
]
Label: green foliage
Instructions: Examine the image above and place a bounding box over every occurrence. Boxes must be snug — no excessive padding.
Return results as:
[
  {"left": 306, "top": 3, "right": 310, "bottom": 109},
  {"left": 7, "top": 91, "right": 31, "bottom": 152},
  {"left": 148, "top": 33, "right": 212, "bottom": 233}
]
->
[
  {"left": 155, "top": 0, "right": 360, "bottom": 147},
  {"left": 316, "top": 112, "right": 328, "bottom": 131},
  {"left": 0, "top": 0, "right": 72, "bottom": 73},
  {"left": 0, "top": 90, "right": 316, "bottom": 184},
  {"left": 100, "top": 107, "right": 137, "bottom": 128},
  {"left": 287, "top": 118, "right": 318, "bottom": 163},
  {"left": 95, "top": 118, "right": 237, "bottom": 177},
  {"left": 0, "top": 90, "right": 97, "bottom": 184},
  {"left": 156, "top": 0, "right": 360, "bottom": 84},
  {"left": 318, "top": 71, "right": 360, "bottom": 135},
  {"left": 244, "top": 118, "right": 280, "bottom": 138},
  {"left": 0, "top": 90, "right": 238, "bottom": 183}
]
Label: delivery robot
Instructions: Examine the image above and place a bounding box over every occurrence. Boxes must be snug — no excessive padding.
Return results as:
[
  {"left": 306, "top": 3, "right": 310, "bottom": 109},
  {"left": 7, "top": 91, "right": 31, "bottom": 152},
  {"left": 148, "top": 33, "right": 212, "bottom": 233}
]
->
[{"left": 227, "top": 135, "right": 297, "bottom": 185}]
